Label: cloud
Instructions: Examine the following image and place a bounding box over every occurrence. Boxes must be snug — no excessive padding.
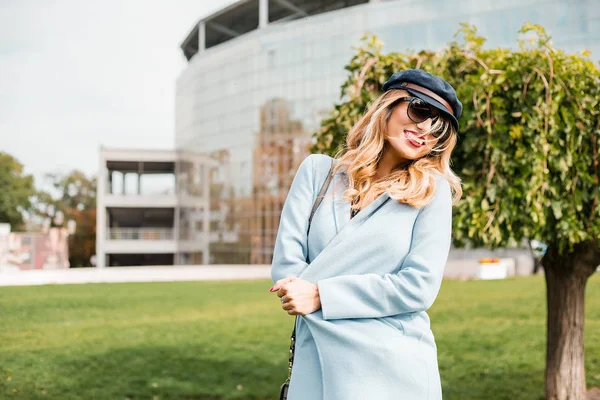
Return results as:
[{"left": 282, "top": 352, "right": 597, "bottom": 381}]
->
[{"left": 0, "top": 0, "right": 235, "bottom": 186}]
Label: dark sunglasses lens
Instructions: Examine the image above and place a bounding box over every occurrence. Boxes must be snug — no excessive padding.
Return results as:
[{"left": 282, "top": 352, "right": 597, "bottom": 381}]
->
[{"left": 408, "top": 99, "right": 432, "bottom": 122}]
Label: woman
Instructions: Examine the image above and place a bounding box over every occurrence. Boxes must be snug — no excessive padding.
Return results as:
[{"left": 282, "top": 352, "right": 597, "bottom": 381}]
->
[{"left": 269, "top": 69, "right": 463, "bottom": 400}]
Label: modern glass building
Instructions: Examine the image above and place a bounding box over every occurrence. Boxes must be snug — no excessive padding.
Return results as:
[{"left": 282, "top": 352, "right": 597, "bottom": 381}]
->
[{"left": 176, "top": 0, "right": 599, "bottom": 265}]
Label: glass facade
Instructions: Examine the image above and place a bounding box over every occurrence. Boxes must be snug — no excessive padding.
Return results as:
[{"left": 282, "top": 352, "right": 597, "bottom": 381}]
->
[{"left": 176, "top": 0, "right": 599, "bottom": 264}]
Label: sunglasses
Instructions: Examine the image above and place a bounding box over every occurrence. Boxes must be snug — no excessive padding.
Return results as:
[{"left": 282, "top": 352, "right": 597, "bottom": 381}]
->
[
  {"left": 396, "top": 97, "right": 446, "bottom": 137},
  {"left": 397, "top": 96, "right": 441, "bottom": 122}
]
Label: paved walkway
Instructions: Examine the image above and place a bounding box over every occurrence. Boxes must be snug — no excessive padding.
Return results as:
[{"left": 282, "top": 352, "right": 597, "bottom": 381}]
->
[
  {"left": 0, "top": 265, "right": 272, "bottom": 287},
  {"left": 1, "top": 260, "right": 558, "bottom": 287}
]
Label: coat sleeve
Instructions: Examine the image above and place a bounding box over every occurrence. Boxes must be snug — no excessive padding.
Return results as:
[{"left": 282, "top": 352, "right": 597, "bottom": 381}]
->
[
  {"left": 270, "top": 155, "right": 315, "bottom": 284},
  {"left": 316, "top": 178, "right": 452, "bottom": 320}
]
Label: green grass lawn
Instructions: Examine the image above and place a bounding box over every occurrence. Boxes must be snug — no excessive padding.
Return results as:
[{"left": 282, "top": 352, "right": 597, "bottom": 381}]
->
[{"left": 0, "top": 275, "right": 598, "bottom": 400}]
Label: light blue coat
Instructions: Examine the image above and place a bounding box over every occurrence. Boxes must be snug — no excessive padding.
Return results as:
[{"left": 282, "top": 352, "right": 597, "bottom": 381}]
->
[{"left": 271, "top": 154, "right": 452, "bottom": 400}]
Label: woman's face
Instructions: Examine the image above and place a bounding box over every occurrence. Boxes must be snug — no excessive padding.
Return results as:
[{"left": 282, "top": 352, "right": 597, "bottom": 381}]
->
[{"left": 384, "top": 99, "right": 440, "bottom": 164}]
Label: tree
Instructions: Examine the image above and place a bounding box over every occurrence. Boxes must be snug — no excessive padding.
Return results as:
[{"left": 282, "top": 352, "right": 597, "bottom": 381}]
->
[
  {"left": 45, "top": 170, "right": 97, "bottom": 211},
  {"left": 34, "top": 171, "right": 97, "bottom": 267},
  {"left": 313, "top": 23, "right": 600, "bottom": 400},
  {"left": 0, "top": 152, "right": 35, "bottom": 230},
  {"left": 67, "top": 207, "right": 96, "bottom": 268}
]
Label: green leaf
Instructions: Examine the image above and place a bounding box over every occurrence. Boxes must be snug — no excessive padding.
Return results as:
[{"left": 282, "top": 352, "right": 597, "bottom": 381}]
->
[
  {"left": 481, "top": 198, "right": 490, "bottom": 211},
  {"left": 509, "top": 125, "right": 523, "bottom": 139},
  {"left": 551, "top": 201, "right": 563, "bottom": 220}
]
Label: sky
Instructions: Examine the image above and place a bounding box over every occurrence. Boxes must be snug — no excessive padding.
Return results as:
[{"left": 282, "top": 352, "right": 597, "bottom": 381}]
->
[{"left": 0, "top": 0, "right": 235, "bottom": 187}]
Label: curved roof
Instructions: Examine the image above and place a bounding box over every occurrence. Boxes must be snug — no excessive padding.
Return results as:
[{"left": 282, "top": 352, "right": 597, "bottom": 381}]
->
[{"left": 180, "top": 0, "right": 370, "bottom": 61}]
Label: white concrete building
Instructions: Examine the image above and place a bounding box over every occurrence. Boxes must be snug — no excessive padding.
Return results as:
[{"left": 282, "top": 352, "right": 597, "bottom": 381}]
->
[{"left": 96, "top": 148, "right": 218, "bottom": 268}]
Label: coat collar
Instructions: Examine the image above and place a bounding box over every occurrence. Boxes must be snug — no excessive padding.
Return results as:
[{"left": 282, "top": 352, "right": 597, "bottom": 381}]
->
[{"left": 330, "top": 164, "right": 390, "bottom": 234}]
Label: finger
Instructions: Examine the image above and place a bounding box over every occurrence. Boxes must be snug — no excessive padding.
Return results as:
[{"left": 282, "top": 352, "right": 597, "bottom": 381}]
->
[
  {"left": 276, "top": 286, "right": 289, "bottom": 298},
  {"left": 287, "top": 309, "right": 299, "bottom": 315},
  {"left": 281, "top": 298, "right": 295, "bottom": 308},
  {"left": 272, "top": 280, "right": 283, "bottom": 290},
  {"left": 272, "top": 276, "right": 296, "bottom": 291},
  {"left": 276, "top": 276, "right": 295, "bottom": 287}
]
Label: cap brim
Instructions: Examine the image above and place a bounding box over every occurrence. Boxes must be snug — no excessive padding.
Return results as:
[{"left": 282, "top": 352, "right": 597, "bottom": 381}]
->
[{"left": 405, "top": 88, "right": 459, "bottom": 132}]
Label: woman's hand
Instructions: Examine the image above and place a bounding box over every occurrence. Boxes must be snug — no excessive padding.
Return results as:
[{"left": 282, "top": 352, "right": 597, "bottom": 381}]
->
[{"left": 270, "top": 276, "right": 321, "bottom": 316}]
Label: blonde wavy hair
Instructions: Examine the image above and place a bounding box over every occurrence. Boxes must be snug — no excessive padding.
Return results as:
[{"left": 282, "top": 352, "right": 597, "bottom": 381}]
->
[{"left": 332, "top": 89, "right": 462, "bottom": 210}]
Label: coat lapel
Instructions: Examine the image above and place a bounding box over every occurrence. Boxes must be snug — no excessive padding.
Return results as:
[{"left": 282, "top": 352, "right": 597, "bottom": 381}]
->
[
  {"left": 312, "top": 161, "right": 392, "bottom": 268},
  {"left": 327, "top": 191, "right": 390, "bottom": 250},
  {"left": 331, "top": 166, "right": 390, "bottom": 236},
  {"left": 300, "top": 190, "right": 391, "bottom": 281}
]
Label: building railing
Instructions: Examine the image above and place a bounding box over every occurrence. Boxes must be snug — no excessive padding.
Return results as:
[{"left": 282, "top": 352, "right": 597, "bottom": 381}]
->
[
  {"left": 104, "top": 188, "right": 176, "bottom": 196},
  {"left": 107, "top": 228, "right": 174, "bottom": 241}
]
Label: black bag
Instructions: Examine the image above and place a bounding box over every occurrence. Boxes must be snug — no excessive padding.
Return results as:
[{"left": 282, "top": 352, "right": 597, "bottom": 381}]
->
[{"left": 279, "top": 158, "right": 336, "bottom": 400}]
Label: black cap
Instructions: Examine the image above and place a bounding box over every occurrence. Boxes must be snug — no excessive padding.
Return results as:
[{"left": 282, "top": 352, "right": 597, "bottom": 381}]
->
[{"left": 382, "top": 69, "right": 462, "bottom": 131}]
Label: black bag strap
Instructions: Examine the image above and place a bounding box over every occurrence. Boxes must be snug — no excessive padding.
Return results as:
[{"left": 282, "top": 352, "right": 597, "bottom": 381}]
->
[
  {"left": 307, "top": 158, "right": 336, "bottom": 237},
  {"left": 284, "top": 157, "right": 336, "bottom": 388}
]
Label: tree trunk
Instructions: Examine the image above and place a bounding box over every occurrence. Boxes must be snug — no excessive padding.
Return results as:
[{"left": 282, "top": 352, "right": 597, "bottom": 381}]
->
[{"left": 542, "top": 241, "right": 599, "bottom": 400}]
